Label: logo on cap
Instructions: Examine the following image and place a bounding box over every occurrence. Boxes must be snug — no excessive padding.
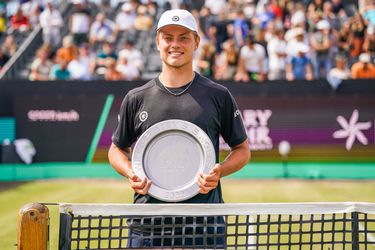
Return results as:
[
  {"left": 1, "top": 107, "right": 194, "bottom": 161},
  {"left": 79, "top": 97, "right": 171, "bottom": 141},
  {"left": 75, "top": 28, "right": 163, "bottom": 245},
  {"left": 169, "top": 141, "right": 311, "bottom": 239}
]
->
[{"left": 172, "top": 16, "right": 179, "bottom": 22}]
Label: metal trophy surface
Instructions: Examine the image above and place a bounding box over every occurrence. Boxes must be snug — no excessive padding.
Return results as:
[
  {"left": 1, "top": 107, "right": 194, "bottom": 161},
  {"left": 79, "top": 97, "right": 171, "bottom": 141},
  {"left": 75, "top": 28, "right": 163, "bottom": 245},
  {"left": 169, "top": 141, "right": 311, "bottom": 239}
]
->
[{"left": 132, "top": 119, "right": 215, "bottom": 202}]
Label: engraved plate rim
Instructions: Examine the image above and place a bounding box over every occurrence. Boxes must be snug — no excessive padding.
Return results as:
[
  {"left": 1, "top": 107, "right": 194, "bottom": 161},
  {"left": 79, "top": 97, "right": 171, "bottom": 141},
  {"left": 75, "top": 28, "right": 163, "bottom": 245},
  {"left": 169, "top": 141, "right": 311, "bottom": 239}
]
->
[{"left": 132, "top": 119, "right": 215, "bottom": 202}]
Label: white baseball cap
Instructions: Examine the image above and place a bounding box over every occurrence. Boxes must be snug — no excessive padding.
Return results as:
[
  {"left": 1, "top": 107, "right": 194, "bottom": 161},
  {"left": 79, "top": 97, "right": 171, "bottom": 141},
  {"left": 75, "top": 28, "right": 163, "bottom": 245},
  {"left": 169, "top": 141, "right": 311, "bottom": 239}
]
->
[
  {"left": 72, "top": 0, "right": 85, "bottom": 4},
  {"left": 316, "top": 20, "right": 330, "bottom": 30},
  {"left": 121, "top": 3, "right": 133, "bottom": 12},
  {"left": 359, "top": 53, "right": 371, "bottom": 63},
  {"left": 157, "top": 9, "right": 198, "bottom": 33},
  {"left": 291, "top": 11, "right": 305, "bottom": 26}
]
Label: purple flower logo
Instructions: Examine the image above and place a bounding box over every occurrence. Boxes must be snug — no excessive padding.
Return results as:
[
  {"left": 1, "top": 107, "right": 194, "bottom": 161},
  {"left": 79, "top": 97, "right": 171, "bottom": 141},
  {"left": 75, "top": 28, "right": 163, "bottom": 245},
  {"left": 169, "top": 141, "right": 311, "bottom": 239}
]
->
[{"left": 333, "top": 109, "right": 371, "bottom": 151}]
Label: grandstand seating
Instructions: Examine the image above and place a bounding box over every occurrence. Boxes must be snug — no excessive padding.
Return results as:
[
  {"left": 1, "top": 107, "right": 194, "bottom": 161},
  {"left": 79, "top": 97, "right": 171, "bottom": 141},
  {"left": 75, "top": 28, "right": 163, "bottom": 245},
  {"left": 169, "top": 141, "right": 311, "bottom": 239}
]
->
[{"left": 0, "top": 0, "right": 373, "bottom": 81}]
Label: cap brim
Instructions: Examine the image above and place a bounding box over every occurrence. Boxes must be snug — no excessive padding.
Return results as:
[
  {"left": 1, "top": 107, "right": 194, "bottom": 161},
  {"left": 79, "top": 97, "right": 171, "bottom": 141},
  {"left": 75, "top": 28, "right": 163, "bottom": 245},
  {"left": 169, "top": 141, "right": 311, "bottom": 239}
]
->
[{"left": 157, "top": 24, "right": 197, "bottom": 33}]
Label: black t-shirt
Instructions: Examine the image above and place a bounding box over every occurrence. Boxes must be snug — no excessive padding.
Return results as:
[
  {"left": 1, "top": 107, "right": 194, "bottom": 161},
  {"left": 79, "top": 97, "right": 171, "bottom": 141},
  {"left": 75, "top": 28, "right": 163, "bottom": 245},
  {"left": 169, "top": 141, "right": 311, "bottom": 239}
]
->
[{"left": 112, "top": 73, "right": 247, "bottom": 204}]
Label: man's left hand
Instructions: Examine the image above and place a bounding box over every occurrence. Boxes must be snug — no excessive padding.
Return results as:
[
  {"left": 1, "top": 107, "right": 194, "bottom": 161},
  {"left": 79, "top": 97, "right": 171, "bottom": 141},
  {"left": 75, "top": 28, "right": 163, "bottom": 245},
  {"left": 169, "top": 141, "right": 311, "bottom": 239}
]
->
[{"left": 197, "top": 164, "right": 222, "bottom": 194}]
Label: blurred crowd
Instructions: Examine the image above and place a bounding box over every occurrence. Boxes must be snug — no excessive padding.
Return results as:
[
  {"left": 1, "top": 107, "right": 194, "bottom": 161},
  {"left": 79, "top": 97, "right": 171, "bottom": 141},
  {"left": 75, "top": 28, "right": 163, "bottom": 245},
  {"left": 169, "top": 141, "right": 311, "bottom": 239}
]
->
[
  {"left": 27, "top": 0, "right": 152, "bottom": 81},
  {"left": 0, "top": 0, "right": 374, "bottom": 82},
  {"left": 189, "top": 0, "right": 375, "bottom": 83}
]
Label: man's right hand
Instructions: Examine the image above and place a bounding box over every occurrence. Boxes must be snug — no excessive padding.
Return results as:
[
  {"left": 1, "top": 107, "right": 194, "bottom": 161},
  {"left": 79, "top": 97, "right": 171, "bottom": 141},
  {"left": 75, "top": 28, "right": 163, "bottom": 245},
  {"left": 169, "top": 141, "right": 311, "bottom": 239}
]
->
[{"left": 128, "top": 173, "right": 152, "bottom": 195}]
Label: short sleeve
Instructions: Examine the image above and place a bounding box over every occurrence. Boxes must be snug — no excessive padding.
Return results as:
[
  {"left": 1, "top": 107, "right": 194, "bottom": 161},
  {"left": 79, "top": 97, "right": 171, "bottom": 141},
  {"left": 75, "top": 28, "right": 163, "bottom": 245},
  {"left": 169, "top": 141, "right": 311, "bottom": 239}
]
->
[
  {"left": 258, "top": 44, "right": 266, "bottom": 58},
  {"left": 30, "top": 59, "right": 40, "bottom": 71},
  {"left": 239, "top": 46, "right": 248, "bottom": 58},
  {"left": 111, "top": 93, "right": 137, "bottom": 149},
  {"left": 220, "top": 89, "right": 248, "bottom": 147}
]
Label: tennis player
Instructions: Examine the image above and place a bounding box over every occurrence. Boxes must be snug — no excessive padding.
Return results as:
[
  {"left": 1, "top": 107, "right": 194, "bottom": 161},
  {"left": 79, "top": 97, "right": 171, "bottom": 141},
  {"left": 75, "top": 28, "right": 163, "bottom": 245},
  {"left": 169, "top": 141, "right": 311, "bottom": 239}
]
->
[{"left": 108, "top": 8, "right": 250, "bottom": 248}]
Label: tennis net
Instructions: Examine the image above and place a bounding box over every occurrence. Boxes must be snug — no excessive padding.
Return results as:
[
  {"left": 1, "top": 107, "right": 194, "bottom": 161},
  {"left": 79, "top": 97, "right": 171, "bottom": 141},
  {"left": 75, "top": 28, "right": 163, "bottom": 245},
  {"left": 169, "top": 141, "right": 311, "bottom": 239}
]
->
[{"left": 57, "top": 202, "right": 375, "bottom": 249}]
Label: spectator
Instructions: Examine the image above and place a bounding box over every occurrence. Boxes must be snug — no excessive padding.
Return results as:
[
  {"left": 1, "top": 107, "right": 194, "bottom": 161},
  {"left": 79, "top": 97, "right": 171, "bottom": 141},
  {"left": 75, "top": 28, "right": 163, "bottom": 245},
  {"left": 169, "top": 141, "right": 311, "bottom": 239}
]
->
[
  {"left": 0, "top": 47, "right": 10, "bottom": 70},
  {"left": 50, "top": 59, "right": 71, "bottom": 80},
  {"left": 196, "top": 42, "right": 216, "bottom": 78},
  {"left": 349, "top": 12, "right": 366, "bottom": 61},
  {"left": 97, "top": 0, "right": 113, "bottom": 17},
  {"left": 39, "top": 0, "right": 63, "bottom": 49},
  {"left": 256, "top": 28, "right": 269, "bottom": 76},
  {"left": 94, "top": 41, "right": 118, "bottom": 76},
  {"left": 204, "top": 0, "right": 226, "bottom": 15},
  {"left": 10, "top": 7, "right": 30, "bottom": 32},
  {"left": 310, "top": 20, "right": 335, "bottom": 79},
  {"left": 189, "top": 0, "right": 205, "bottom": 11},
  {"left": 205, "top": 24, "right": 218, "bottom": 51},
  {"left": 337, "top": 20, "right": 352, "bottom": 57},
  {"left": 243, "top": 0, "right": 256, "bottom": 20},
  {"left": 118, "top": 39, "right": 144, "bottom": 72},
  {"left": 116, "top": 56, "right": 139, "bottom": 80},
  {"left": 0, "top": 10, "right": 6, "bottom": 35},
  {"left": 191, "top": 9, "right": 206, "bottom": 39},
  {"left": 310, "top": 10, "right": 324, "bottom": 31},
  {"left": 307, "top": 0, "right": 324, "bottom": 21},
  {"left": 252, "top": 2, "right": 275, "bottom": 31},
  {"left": 0, "top": 1, "right": 4, "bottom": 11},
  {"left": 328, "top": 55, "right": 351, "bottom": 80},
  {"left": 290, "top": 2, "right": 307, "bottom": 25},
  {"left": 127, "top": 0, "right": 140, "bottom": 11},
  {"left": 209, "top": 10, "right": 230, "bottom": 53},
  {"left": 361, "top": 0, "right": 375, "bottom": 27},
  {"left": 363, "top": 25, "right": 375, "bottom": 60},
  {"left": 224, "top": 0, "right": 242, "bottom": 19},
  {"left": 40, "top": 42, "right": 56, "bottom": 61},
  {"left": 285, "top": 5, "right": 306, "bottom": 41},
  {"left": 198, "top": 6, "right": 212, "bottom": 38},
  {"left": 29, "top": 48, "right": 53, "bottom": 81},
  {"left": 134, "top": 5, "right": 153, "bottom": 31},
  {"left": 232, "top": 10, "right": 250, "bottom": 49},
  {"left": 3, "top": 35, "right": 17, "bottom": 57},
  {"left": 67, "top": 43, "right": 94, "bottom": 80},
  {"left": 20, "top": 0, "right": 38, "bottom": 16},
  {"left": 351, "top": 52, "right": 375, "bottom": 78},
  {"left": 266, "top": 17, "right": 284, "bottom": 41},
  {"left": 115, "top": 2, "right": 136, "bottom": 32},
  {"left": 286, "top": 27, "right": 309, "bottom": 58},
  {"left": 268, "top": 0, "right": 284, "bottom": 20},
  {"left": 267, "top": 29, "right": 287, "bottom": 80},
  {"left": 286, "top": 43, "right": 313, "bottom": 81},
  {"left": 323, "top": 1, "right": 341, "bottom": 30},
  {"left": 69, "top": 0, "right": 91, "bottom": 45},
  {"left": 145, "top": 0, "right": 158, "bottom": 17},
  {"left": 25, "top": 1, "right": 40, "bottom": 28},
  {"left": 56, "top": 35, "right": 78, "bottom": 64},
  {"left": 216, "top": 39, "right": 239, "bottom": 80},
  {"left": 89, "top": 12, "right": 116, "bottom": 46},
  {"left": 331, "top": 0, "right": 347, "bottom": 19},
  {"left": 104, "top": 58, "right": 123, "bottom": 81},
  {"left": 235, "top": 34, "right": 266, "bottom": 82},
  {"left": 327, "top": 54, "right": 351, "bottom": 89}
]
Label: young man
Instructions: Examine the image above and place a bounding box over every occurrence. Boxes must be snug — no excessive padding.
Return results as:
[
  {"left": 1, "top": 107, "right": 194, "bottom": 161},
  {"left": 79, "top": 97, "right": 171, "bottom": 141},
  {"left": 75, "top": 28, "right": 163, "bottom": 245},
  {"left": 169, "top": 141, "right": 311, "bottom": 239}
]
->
[{"left": 108, "top": 9, "right": 250, "bottom": 248}]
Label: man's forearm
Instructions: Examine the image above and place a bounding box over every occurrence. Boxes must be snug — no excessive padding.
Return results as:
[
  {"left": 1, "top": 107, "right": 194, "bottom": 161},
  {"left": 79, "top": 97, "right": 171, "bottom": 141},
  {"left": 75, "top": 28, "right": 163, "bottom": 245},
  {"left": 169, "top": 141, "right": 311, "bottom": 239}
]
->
[
  {"left": 108, "top": 143, "right": 133, "bottom": 178},
  {"left": 217, "top": 140, "right": 250, "bottom": 177}
]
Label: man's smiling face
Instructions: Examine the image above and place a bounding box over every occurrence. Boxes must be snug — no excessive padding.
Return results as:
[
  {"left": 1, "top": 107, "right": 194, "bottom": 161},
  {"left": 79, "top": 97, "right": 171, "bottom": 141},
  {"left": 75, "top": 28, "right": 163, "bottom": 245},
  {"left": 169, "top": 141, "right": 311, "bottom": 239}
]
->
[{"left": 156, "top": 25, "right": 200, "bottom": 70}]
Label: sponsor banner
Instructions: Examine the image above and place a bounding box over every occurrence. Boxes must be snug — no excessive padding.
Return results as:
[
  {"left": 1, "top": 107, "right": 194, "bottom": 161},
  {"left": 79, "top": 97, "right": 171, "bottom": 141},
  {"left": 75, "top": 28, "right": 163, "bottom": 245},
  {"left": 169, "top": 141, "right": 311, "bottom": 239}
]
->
[
  {"left": 14, "top": 95, "right": 106, "bottom": 162},
  {"left": 99, "top": 83, "right": 375, "bottom": 162},
  {"left": 2, "top": 80, "right": 374, "bottom": 162}
]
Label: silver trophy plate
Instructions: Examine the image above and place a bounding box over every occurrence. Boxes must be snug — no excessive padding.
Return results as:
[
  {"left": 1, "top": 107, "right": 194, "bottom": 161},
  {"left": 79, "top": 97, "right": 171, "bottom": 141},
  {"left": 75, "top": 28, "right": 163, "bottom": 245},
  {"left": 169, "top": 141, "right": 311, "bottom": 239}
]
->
[{"left": 132, "top": 119, "right": 216, "bottom": 202}]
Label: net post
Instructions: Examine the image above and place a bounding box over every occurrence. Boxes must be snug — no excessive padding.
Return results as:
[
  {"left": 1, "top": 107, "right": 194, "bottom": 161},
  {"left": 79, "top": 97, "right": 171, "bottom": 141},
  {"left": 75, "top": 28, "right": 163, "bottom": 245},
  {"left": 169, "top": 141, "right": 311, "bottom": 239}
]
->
[
  {"left": 17, "top": 203, "right": 49, "bottom": 250},
  {"left": 59, "top": 210, "right": 73, "bottom": 250},
  {"left": 351, "top": 212, "right": 359, "bottom": 250}
]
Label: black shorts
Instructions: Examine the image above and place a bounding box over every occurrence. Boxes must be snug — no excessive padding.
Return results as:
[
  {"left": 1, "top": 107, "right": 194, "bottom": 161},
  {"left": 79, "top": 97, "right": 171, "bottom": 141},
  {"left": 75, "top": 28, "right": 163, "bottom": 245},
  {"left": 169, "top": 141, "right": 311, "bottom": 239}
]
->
[{"left": 127, "top": 216, "right": 226, "bottom": 248}]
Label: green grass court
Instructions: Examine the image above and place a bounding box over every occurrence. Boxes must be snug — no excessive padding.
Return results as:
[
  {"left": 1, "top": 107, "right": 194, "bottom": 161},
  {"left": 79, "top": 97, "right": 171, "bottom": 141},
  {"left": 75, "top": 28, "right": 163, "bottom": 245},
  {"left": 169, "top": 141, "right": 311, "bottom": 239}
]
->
[{"left": 1, "top": 179, "right": 375, "bottom": 249}]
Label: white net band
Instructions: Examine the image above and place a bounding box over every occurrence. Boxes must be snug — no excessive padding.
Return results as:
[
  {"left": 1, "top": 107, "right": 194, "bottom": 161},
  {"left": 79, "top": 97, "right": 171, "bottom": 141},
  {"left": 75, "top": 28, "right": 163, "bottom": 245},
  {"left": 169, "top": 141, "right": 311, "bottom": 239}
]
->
[{"left": 59, "top": 202, "right": 375, "bottom": 216}]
